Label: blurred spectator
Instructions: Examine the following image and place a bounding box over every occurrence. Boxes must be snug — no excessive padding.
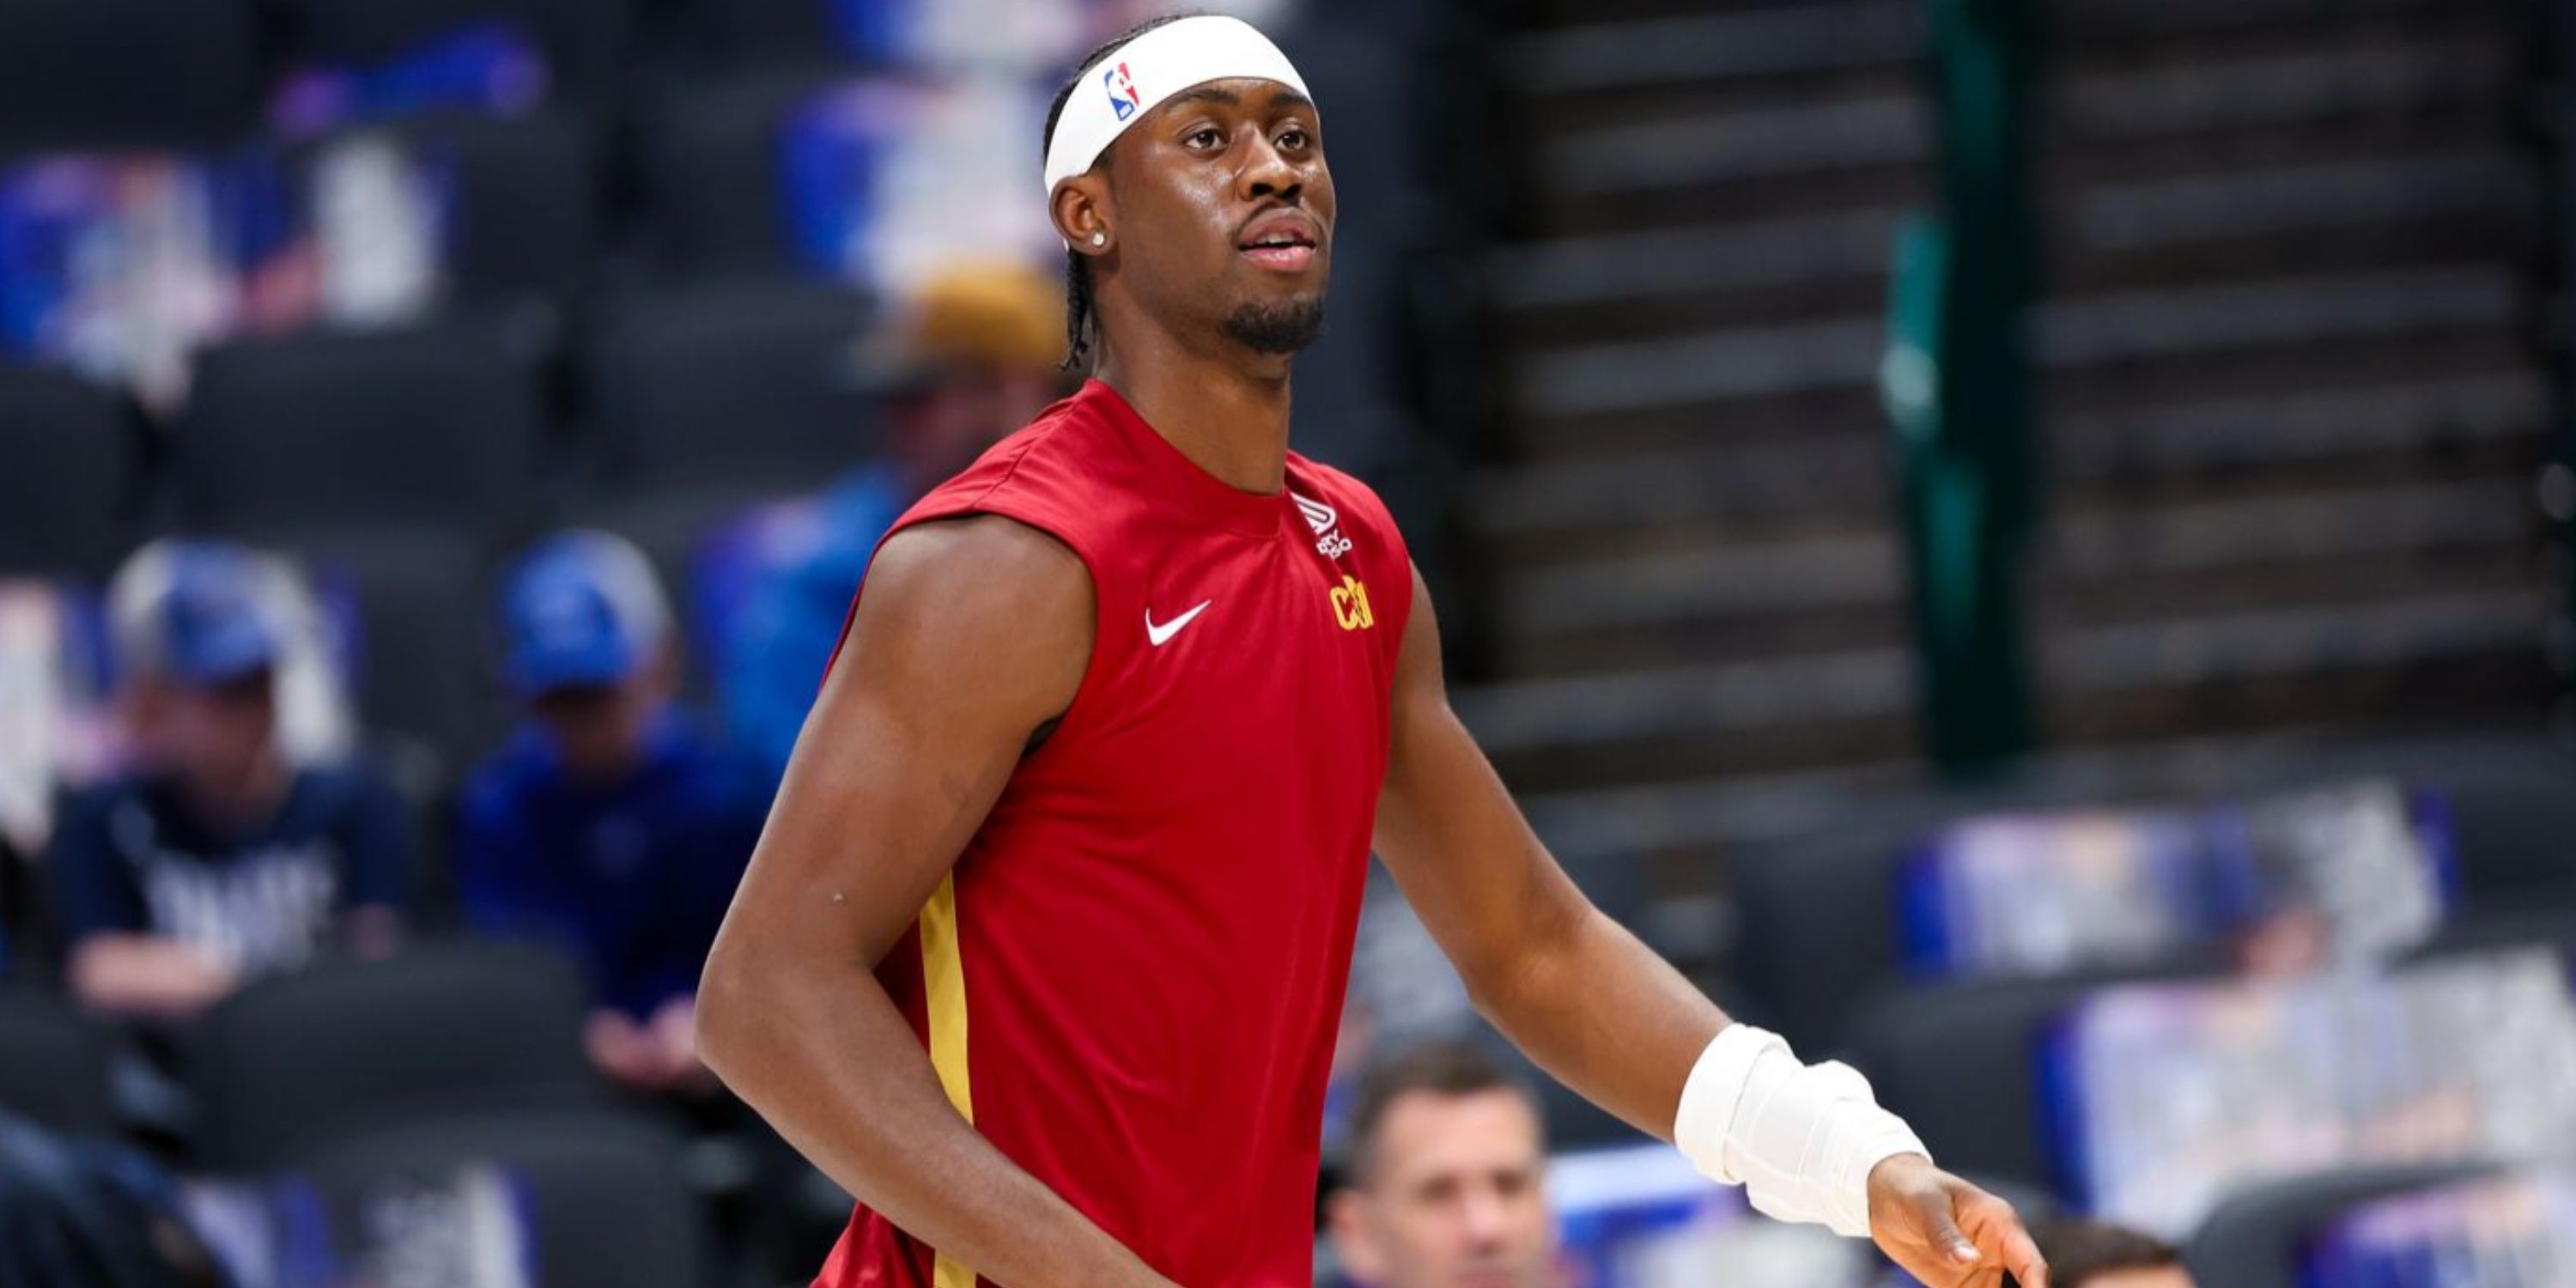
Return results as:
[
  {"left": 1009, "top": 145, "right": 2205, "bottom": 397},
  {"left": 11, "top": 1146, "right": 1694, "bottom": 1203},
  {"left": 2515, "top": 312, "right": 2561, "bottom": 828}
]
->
[
  {"left": 455, "top": 531, "right": 764, "bottom": 1097},
  {"left": 2025, "top": 1218, "right": 2193, "bottom": 1288},
  {"left": 48, "top": 540, "right": 409, "bottom": 1020},
  {"left": 707, "top": 259, "right": 1072, "bottom": 778},
  {"left": 1326, "top": 1042, "right": 1562, "bottom": 1288}
]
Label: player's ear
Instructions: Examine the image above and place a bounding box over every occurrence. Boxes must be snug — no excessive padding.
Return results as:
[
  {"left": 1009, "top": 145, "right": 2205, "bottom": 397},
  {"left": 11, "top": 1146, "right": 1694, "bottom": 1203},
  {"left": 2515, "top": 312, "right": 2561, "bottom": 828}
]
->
[{"left": 1052, "top": 175, "right": 1114, "bottom": 257}]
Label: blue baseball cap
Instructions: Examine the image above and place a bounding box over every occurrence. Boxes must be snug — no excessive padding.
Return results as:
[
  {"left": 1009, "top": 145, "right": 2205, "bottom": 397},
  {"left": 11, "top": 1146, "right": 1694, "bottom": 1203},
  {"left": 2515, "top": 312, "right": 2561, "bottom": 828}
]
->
[
  {"left": 499, "top": 532, "right": 671, "bottom": 698},
  {"left": 142, "top": 541, "right": 285, "bottom": 687}
]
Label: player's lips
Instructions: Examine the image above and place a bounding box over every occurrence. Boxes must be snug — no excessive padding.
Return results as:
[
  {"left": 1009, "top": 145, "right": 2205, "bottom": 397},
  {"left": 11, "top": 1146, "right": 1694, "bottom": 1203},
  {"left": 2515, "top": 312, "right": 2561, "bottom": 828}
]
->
[{"left": 1236, "top": 208, "right": 1322, "bottom": 272}]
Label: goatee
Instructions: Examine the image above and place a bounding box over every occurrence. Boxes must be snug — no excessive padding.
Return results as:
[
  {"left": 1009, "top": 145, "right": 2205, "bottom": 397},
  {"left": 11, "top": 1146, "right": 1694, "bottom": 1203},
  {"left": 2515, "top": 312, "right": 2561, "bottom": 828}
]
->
[{"left": 1222, "top": 296, "right": 1326, "bottom": 355}]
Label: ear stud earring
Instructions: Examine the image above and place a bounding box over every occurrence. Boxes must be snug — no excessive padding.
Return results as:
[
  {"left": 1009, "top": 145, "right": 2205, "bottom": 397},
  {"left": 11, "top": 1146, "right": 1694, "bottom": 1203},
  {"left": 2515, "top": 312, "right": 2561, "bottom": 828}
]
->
[{"left": 1091, "top": 232, "right": 1108, "bottom": 246}]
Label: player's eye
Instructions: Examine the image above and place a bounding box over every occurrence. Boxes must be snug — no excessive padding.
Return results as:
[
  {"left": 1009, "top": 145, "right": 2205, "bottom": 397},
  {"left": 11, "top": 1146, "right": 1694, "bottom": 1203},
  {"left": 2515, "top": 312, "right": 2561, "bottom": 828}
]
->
[
  {"left": 1277, "top": 127, "right": 1309, "bottom": 151},
  {"left": 1186, "top": 126, "right": 1224, "bottom": 149}
]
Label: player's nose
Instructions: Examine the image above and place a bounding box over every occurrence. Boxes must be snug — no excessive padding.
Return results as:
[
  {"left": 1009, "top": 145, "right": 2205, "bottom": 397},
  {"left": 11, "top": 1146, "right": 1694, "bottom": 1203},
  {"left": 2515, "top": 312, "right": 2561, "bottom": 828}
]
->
[{"left": 1238, "top": 132, "right": 1302, "bottom": 202}]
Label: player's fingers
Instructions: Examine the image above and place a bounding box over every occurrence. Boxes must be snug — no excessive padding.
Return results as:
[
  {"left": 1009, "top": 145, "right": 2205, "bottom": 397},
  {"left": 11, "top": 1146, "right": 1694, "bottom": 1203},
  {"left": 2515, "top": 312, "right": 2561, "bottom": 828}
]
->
[
  {"left": 1913, "top": 1188, "right": 1981, "bottom": 1269},
  {"left": 2002, "top": 1226, "right": 2049, "bottom": 1288},
  {"left": 1960, "top": 1188, "right": 2048, "bottom": 1288}
]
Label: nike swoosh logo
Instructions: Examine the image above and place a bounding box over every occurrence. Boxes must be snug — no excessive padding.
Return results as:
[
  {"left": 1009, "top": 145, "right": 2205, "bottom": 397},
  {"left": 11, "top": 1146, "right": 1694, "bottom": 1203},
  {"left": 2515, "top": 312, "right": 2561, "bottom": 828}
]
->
[{"left": 1145, "top": 600, "right": 1212, "bottom": 647}]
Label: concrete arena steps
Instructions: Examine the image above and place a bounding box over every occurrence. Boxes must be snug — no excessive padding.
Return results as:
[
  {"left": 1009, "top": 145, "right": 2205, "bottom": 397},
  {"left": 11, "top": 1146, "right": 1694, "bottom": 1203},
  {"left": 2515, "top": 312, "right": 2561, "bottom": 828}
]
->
[
  {"left": 1469, "top": 0, "right": 2548, "bottom": 788},
  {"left": 1466, "top": 366, "right": 2543, "bottom": 553},
  {"left": 1457, "top": 586, "right": 2549, "bottom": 792}
]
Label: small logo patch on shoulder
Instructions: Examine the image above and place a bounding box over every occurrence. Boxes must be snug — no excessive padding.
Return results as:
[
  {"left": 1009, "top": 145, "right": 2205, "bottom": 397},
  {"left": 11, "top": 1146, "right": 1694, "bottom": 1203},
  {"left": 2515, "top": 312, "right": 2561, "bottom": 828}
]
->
[{"left": 1292, "top": 491, "right": 1353, "bottom": 560}]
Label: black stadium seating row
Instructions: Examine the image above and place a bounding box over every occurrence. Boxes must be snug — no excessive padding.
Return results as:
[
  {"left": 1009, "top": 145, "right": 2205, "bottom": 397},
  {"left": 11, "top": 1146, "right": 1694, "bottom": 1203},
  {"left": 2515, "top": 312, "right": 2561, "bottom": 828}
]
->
[
  {"left": 0, "top": 279, "right": 876, "bottom": 759},
  {"left": 0, "top": 943, "right": 715, "bottom": 1288},
  {"left": 1730, "top": 732, "right": 2576, "bottom": 1054},
  {"left": 7, "top": 62, "right": 951, "bottom": 307},
  {"left": 0, "top": 0, "right": 902, "bottom": 159},
  {"left": 1720, "top": 732, "right": 2576, "bottom": 1205}
]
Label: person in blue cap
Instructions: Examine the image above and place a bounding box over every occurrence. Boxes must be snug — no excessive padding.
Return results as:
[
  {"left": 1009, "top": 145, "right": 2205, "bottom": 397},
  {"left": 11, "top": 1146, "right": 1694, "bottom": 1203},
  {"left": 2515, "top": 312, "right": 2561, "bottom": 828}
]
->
[
  {"left": 49, "top": 539, "right": 411, "bottom": 1019},
  {"left": 455, "top": 530, "right": 767, "bottom": 1096}
]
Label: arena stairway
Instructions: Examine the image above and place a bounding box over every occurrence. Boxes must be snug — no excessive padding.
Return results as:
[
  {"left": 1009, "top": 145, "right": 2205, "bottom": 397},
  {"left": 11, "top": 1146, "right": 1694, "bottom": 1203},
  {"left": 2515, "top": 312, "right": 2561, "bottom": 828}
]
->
[{"left": 1451, "top": 0, "right": 2556, "bottom": 959}]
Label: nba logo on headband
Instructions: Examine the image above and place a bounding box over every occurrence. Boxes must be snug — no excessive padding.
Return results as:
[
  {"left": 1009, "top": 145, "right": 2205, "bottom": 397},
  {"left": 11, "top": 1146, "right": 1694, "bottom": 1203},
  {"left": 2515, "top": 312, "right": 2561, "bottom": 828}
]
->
[{"left": 1103, "top": 62, "right": 1142, "bottom": 122}]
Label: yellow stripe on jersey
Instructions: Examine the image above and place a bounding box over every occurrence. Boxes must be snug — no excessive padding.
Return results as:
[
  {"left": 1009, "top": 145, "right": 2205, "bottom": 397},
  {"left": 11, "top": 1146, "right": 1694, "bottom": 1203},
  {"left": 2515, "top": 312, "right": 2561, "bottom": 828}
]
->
[{"left": 921, "top": 872, "right": 977, "bottom": 1288}]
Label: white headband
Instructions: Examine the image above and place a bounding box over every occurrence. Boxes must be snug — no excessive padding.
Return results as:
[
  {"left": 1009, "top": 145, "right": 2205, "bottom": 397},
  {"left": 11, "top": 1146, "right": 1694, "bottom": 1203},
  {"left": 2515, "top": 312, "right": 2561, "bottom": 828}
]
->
[{"left": 1042, "top": 15, "right": 1314, "bottom": 197}]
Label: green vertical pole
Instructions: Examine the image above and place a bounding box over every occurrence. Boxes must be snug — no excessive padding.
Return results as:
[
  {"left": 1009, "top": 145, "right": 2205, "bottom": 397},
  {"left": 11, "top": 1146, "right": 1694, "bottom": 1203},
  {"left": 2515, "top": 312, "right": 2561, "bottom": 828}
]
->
[{"left": 1883, "top": 0, "right": 2042, "bottom": 775}]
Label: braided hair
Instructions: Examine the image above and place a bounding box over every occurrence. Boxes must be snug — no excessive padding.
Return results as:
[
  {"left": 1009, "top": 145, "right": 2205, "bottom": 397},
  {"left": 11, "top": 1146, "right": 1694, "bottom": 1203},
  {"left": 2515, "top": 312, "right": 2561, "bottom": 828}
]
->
[{"left": 1042, "top": 14, "right": 1196, "bottom": 372}]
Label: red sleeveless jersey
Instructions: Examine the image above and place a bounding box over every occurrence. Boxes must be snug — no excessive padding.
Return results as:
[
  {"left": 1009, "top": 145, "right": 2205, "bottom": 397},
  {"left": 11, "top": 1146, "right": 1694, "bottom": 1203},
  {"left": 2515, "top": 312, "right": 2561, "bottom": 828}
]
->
[{"left": 812, "top": 380, "right": 1412, "bottom": 1288}]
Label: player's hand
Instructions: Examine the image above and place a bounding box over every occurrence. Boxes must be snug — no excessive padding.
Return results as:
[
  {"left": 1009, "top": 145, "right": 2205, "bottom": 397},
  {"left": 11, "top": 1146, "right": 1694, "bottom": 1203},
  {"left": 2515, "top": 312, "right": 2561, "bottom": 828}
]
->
[{"left": 1865, "top": 1154, "right": 2049, "bottom": 1288}]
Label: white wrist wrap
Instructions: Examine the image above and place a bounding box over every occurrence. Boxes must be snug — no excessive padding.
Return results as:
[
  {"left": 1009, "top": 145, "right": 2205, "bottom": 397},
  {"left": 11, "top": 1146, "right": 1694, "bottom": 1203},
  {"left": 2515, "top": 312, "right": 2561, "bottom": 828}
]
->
[{"left": 1674, "top": 1023, "right": 1929, "bottom": 1238}]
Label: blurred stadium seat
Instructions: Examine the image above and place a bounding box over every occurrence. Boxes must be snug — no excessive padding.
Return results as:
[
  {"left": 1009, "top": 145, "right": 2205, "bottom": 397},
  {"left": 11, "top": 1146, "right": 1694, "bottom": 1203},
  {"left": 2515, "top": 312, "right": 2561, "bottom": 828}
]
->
[
  {"left": 569, "top": 278, "right": 881, "bottom": 605},
  {"left": 673, "top": 0, "right": 843, "bottom": 69},
  {"left": 0, "top": 0, "right": 260, "bottom": 155},
  {"left": 270, "top": 0, "right": 635, "bottom": 99},
  {"left": 177, "top": 309, "right": 553, "bottom": 544},
  {"left": 2183, "top": 1162, "right": 2492, "bottom": 1288},
  {"left": 338, "top": 108, "right": 607, "bottom": 308},
  {"left": 2411, "top": 905, "right": 2576, "bottom": 963},
  {"left": 581, "top": 279, "right": 879, "bottom": 494},
  {"left": 188, "top": 940, "right": 605, "bottom": 1172},
  {"left": 1728, "top": 731, "right": 2576, "bottom": 1048},
  {"left": 293, "top": 1108, "right": 713, "bottom": 1288},
  {"left": 0, "top": 364, "right": 143, "bottom": 580},
  {"left": 312, "top": 527, "right": 501, "bottom": 766},
  {"left": 2301, "top": 734, "right": 2576, "bottom": 908},
  {"left": 0, "top": 989, "right": 116, "bottom": 1138},
  {"left": 639, "top": 70, "right": 839, "bottom": 277},
  {"left": 1842, "top": 965, "right": 2215, "bottom": 1192},
  {"left": 1729, "top": 813, "right": 1926, "bottom": 1048}
]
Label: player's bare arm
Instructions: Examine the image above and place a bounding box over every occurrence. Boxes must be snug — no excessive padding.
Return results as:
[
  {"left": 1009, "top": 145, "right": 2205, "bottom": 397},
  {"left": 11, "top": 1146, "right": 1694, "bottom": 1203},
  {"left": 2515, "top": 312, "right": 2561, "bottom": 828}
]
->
[
  {"left": 695, "top": 516, "right": 1179, "bottom": 1288},
  {"left": 1372, "top": 562, "right": 2050, "bottom": 1288}
]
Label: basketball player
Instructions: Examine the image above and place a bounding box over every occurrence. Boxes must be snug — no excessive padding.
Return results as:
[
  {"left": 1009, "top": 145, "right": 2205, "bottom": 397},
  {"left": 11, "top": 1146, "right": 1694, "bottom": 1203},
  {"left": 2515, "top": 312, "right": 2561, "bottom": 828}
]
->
[{"left": 696, "top": 15, "right": 2051, "bottom": 1288}]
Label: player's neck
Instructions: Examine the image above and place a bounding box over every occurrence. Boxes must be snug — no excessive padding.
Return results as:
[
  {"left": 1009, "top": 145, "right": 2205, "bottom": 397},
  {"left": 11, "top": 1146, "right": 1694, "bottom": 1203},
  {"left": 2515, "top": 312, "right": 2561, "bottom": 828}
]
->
[{"left": 1096, "top": 340, "right": 1291, "bottom": 496}]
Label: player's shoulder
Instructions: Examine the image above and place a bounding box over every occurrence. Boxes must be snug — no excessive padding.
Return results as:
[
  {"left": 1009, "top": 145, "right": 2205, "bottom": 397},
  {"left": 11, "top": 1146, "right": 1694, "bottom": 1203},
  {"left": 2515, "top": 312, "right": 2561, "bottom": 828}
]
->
[
  {"left": 901, "top": 389, "right": 1113, "bottom": 541},
  {"left": 864, "top": 514, "right": 1091, "bottom": 661},
  {"left": 840, "top": 513, "right": 1093, "bottom": 713},
  {"left": 872, "top": 511, "right": 1084, "bottom": 586},
  {"left": 865, "top": 391, "right": 1102, "bottom": 635}
]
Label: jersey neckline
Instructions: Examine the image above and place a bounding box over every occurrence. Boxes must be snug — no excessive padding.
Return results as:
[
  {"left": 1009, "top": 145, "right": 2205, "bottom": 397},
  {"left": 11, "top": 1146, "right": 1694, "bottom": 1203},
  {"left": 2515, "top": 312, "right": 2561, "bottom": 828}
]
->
[{"left": 1078, "top": 378, "right": 1290, "bottom": 540}]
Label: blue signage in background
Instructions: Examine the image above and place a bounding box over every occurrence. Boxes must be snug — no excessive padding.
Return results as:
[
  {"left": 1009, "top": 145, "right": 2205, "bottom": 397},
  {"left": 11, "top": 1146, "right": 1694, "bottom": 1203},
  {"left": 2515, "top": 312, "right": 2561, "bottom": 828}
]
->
[
  {"left": 2305, "top": 1166, "right": 2576, "bottom": 1288},
  {"left": 1549, "top": 1143, "right": 1871, "bottom": 1288},
  {"left": 269, "top": 22, "right": 550, "bottom": 139}
]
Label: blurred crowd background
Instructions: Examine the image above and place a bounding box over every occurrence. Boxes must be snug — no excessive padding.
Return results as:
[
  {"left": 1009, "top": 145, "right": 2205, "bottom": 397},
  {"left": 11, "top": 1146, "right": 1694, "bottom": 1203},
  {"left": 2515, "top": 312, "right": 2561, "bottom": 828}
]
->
[{"left": 4, "top": 0, "right": 2576, "bottom": 1285}]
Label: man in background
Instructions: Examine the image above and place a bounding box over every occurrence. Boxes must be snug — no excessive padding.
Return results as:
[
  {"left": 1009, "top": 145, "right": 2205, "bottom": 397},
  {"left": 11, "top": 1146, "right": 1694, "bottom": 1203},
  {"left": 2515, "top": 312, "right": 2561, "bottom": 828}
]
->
[
  {"left": 50, "top": 539, "right": 410, "bottom": 1018},
  {"left": 2021, "top": 1219, "right": 2194, "bottom": 1288},
  {"left": 1327, "top": 1042, "right": 1563, "bottom": 1288},
  {"left": 708, "top": 260, "right": 1073, "bottom": 779},
  {"left": 455, "top": 531, "right": 765, "bottom": 1096}
]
